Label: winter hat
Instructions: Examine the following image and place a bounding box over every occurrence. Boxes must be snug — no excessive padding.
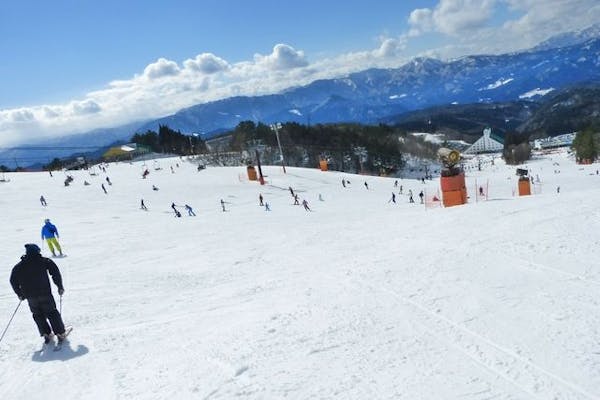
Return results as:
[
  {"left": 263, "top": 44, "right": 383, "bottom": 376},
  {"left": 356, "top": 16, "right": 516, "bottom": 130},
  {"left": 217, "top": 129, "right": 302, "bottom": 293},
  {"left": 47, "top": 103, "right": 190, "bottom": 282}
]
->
[
  {"left": 44, "top": 218, "right": 50, "bottom": 223},
  {"left": 24, "top": 243, "right": 41, "bottom": 255}
]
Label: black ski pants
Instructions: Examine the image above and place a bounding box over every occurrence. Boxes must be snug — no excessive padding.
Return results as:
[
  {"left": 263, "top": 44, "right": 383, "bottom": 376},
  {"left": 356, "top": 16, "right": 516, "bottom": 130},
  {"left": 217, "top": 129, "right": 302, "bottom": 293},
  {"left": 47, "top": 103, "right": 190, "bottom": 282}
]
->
[{"left": 27, "top": 295, "right": 65, "bottom": 336}]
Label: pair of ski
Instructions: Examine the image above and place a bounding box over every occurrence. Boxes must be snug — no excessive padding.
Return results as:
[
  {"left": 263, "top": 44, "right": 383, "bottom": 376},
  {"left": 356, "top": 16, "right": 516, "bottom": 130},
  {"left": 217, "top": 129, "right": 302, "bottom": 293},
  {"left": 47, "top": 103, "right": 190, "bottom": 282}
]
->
[{"left": 40, "top": 326, "right": 73, "bottom": 352}]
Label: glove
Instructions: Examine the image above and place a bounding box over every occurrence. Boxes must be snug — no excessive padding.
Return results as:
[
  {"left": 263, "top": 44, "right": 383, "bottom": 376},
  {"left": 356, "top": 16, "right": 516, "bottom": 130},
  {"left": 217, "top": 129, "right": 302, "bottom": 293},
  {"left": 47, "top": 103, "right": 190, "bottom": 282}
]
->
[{"left": 58, "top": 288, "right": 65, "bottom": 296}]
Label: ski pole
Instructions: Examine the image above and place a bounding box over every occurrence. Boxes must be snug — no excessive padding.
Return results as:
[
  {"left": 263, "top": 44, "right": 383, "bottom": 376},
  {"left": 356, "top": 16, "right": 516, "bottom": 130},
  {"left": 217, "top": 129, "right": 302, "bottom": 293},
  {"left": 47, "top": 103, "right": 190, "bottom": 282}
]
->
[
  {"left": 59, "top": 295, "right": 63, "bottom": 315},
  {"left": 0, "top": 300, "right": 22, "bottom": 344}
]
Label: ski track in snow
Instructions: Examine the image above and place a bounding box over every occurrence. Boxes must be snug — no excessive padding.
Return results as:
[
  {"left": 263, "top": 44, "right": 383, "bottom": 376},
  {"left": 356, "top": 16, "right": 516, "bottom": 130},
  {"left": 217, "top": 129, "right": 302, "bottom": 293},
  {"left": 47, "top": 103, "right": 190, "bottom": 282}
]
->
[{"left": 0, "top": 150, "right": 599, "bottom": 399}]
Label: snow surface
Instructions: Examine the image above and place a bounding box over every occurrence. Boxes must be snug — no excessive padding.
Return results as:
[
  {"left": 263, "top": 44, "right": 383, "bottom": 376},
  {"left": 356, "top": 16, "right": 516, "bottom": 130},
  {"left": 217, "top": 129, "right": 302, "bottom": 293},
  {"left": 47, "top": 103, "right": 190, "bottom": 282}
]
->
[
  {"left": 519, "top": 87, "right": 555, "bottom": 99},
  {"left": 481, "top": 77, "right": 514, "bottom": 90},
  {"left": 1, "top": 150, "right": 600, "bottom": 400}
]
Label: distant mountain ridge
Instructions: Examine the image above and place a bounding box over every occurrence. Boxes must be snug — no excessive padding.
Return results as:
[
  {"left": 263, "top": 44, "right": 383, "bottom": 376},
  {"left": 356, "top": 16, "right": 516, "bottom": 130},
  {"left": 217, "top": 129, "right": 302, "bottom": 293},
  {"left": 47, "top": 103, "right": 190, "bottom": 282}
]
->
[
  {"left": 3, "top": 25, "right": 600, "bottom": 168},
  {"left": 139, "top": 36, "right": 600, "bottom": 135}
]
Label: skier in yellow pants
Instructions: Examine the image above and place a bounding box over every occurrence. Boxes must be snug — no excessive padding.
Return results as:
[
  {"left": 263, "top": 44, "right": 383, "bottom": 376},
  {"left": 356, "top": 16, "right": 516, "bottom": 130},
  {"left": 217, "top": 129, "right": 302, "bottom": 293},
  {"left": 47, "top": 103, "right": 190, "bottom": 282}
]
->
[{"left": 41, "top": 219, "right": 63, "bottom": 257}]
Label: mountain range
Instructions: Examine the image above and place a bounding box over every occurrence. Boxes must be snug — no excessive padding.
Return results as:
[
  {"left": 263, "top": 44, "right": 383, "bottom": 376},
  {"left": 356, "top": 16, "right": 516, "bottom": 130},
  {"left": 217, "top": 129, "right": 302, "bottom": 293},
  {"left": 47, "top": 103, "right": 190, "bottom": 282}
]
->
[{"left": 3, "top": 25, "right": 600, "bottom": 168}]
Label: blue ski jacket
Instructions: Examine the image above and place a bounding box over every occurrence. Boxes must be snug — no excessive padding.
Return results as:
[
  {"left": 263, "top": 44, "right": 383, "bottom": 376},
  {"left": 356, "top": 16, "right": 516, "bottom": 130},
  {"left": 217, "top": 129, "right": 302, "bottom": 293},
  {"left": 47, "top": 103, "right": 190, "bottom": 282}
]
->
[{"left": 41, "top": 222, "right": 59, "bottom": 240}]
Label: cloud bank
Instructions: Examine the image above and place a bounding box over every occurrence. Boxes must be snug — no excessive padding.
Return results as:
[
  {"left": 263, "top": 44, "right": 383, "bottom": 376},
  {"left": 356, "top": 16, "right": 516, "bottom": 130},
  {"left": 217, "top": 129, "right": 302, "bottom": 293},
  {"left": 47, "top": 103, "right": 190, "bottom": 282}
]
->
[{"left": 1, "top": 0, "right": 599, "bottom": 146}]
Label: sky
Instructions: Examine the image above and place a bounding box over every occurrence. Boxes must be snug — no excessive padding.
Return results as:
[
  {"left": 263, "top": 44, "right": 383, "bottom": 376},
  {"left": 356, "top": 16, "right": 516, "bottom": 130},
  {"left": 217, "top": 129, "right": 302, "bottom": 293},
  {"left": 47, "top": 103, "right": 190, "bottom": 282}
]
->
[
  {"left": 1, "top": 149, "right": 599, "bottom": 399},
  {"left": 1, "top": 0, "right": 599, "bottom": 146}
]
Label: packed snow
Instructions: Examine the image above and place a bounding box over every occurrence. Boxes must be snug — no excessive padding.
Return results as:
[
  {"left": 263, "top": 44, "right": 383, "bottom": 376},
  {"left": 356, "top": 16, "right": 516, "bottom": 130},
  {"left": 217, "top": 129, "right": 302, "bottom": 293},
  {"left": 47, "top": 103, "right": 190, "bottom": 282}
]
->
[{"left": 1, "top": 150, "right": 599, "bottom": 400}]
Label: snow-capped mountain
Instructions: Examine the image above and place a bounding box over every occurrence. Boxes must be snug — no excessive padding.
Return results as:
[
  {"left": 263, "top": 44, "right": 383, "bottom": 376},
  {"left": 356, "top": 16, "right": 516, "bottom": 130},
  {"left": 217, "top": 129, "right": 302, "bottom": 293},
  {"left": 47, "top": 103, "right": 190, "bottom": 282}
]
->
[
  {"left": 4, "top": 26, "right": 600, "bottom": 168},
  {"left": 140, "top": 37, "right": 600, "bottom": 135}
]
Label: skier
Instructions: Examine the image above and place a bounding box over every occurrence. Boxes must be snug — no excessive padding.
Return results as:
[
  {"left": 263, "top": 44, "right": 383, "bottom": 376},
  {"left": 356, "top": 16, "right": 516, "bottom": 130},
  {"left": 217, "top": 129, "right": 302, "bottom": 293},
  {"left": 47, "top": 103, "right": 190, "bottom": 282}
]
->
[
  {"left": 171, "top": 202, "right": 179, "bottom": 216},
  {"left": 557, "top": 186, "right": 560, "bottom": 194},
  {"left": 220, "top": 199, "right": 226, "bottom": 212},
  {"left": 390, "top": 193, "right": 396, "bottom": 204},
  {"left": 140, "top": 199, "right": 148, "bottom": 211},
  {"left": 264, "top": 202, "right": 271, "bottom": 211},
  {"left": 399, "top": 185, "right": 403, "bottom": 194},
  {"left": 41, "top": 219, "right": 62, "bottom": 257},
  {"left": 84, "top": 180, "right": 91, "bottom": 186},
  {"left": 293, "top": 194, "right": 300, "bottom": 205},
  {"left": 259, "top": 194, "right": 264, "bottom": 206},
  {"left": 479, "top": 186, "right": 484, "bottom": 196},
  {"left": 419, "top": 190, "right": 424, "bottom": 204},
  {"left": 408, "top": 190, "right": 414, "bottom": 203},
  {"left": 302, "top": 199, "right": 311, "bottom": 211},
  {"left": 152, "top": 185, "right": 159, "bottom": 191},
  {"left": 185, "top": 204, "right": 196, "bottom": 216},
  {"left": 101, "top": 183, "right": 107, "bottom": 194},
  {"left": 289, "top": 186, "right": 295, "bottom": 197},
  {"left": 394, "top": 180, "right": 398, "bottom": 188},
  {"left": 142, "top": 169, "right": 150, "bottom": 179},
  {"left": 10, "top": 243, "right": 68, "bottom": 345},
  {"left": 40, "top": 195, "right": 47, "bottom": 206},
  {"left": 342, "top": 179, "right": 346, "bottom": 188},
  {"left": 106, "top": 176, "right": 112, "bottom": 186},
  {"left": 318, "top": 194, "right": 324, "bottom": 201},
  {"left": 364, "top": 181, "right": 369, "bottom": 190}
]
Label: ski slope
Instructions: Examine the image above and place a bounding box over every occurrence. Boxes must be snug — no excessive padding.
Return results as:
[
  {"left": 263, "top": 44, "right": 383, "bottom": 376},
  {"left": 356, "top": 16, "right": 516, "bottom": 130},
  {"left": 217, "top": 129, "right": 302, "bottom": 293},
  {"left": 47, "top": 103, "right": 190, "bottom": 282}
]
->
[{"left": 0, "top": 151, "right": 599, "bottom": 400}]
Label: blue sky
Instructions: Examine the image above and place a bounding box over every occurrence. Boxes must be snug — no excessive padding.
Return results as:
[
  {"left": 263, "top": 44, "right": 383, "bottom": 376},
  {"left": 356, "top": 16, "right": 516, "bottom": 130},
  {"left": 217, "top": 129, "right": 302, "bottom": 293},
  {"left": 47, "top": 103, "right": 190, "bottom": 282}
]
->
[{"left": 1, "top": 0, "right": 598, "bottom": 145}]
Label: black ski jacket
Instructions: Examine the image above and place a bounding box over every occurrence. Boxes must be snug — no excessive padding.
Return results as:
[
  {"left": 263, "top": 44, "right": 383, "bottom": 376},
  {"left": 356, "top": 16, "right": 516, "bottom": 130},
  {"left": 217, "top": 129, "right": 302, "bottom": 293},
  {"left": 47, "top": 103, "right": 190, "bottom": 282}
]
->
[{"left": 9, "top": 254, "right": 64, "bottom": 299}]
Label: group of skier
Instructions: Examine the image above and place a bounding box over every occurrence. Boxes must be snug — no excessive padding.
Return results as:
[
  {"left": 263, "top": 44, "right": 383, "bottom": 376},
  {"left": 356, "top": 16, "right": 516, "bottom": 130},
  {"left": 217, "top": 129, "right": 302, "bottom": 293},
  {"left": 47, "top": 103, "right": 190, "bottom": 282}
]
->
[{"left": 8, "top": 219, "right": 69, "bottom": 348}]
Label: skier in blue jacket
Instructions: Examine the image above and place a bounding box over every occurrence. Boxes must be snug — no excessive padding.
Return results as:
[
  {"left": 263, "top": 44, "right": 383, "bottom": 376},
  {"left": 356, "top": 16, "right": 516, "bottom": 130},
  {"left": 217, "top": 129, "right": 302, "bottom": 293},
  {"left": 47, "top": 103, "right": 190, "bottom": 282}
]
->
[{"left": 41, "top": 219, "right": 63, "bottom": 257}]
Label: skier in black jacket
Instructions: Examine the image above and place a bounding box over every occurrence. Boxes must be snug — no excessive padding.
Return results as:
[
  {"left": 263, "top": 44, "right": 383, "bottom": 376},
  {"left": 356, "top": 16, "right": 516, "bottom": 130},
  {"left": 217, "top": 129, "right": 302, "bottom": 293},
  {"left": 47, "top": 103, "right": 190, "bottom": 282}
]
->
[{"left": 10, "top": 243, "right": 67, "bottom": 343}]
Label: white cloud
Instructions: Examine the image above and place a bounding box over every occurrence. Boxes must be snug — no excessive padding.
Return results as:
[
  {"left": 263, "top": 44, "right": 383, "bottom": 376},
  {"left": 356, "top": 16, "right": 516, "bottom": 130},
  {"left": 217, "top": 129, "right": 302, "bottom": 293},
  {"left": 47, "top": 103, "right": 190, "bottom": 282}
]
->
[
  {"left": 254, "top": 44, "right": 308, "bottom": 70},
  {"left": 409, "top": 0, "right": 496, "bottom": 36},
  {"left": 8, "top": 109, "right": 35, "bottom": 122},
  {"left": 71, "top": 100, "right": 101, "bottom": 115},
  {"left": 143, "top": 58, "right": 181, "bottom": 80},
  {"left": 183, "top": 53, "right": 230, "bottom": 74}
]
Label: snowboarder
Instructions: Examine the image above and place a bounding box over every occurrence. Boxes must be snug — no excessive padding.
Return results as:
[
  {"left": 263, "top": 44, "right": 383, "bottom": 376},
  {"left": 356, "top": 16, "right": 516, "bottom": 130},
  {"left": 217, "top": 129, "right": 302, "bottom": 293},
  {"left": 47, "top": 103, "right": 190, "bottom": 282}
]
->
[
  {"left": 302, "top": 199, "right": 311, "bottom": 211},
  {"left": 10, "top": 243, "right": 68, "bottom": 345},
  {"left": 220, "top": 199, "right": 226, "bottom": 212},
  {"left": 140, "top": 199, "right": 148, "bottom": 211},
  {"left": 259, "top": 194, "right": 264, "bottom": 206},
  {"left": 40, "top": 195, "right": 47, "bottom": 206},
  {"left": 101, "top": 183, "right": 107, "bottom": 194},
  {"left": 185, "top": 204, "right": 196, "bottom": 216},
  {"left": 41, "top": 219, "right": 62, "bottom": 257},
  {"left": 419, "top": 190, "right": 424, "bottom": 204}
]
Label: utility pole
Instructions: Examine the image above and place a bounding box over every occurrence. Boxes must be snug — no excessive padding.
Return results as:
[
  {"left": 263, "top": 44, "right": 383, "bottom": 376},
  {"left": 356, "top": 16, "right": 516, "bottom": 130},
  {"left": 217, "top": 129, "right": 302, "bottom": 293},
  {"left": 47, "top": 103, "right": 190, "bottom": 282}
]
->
[{"left": 270, "top": 123, "right": 286, "bottom": 174}]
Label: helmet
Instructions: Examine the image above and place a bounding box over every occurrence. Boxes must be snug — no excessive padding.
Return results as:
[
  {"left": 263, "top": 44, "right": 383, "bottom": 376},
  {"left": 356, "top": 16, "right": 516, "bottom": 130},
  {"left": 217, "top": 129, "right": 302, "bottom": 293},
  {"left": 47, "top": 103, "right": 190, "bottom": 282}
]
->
[
  {"left": 24, "top": 243, "right": 41, "bottom": 255},
  {"left": 44, "top": 218, "right": 50, "bottom": 223}
]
